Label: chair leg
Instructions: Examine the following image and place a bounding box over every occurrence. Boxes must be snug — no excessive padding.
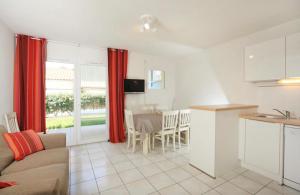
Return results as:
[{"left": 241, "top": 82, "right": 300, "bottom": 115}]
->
[
  {"left": 187, "top": 130, "right": 190, "bottom": 149},
  {"left": 162, "top": 135, "right": 165, "bottom": 153},
  {"left": 148, "top": 134, "right": 151, "bottom": 152},
  {"left": 127, "top": 133, "right": 131, "bottom": 148},
  {"left": 173, "top": 133, "right": 176, "bottom": 151},
  {"left": 167, "top": 135, "right": 169, "bottom": 147},
  {"left": 178, "top": 131, "right": 181, "bottom": 149},
  {"left": 132, "top": 135, "right": 136, "bottom": 153},
  {"left": 152, "top": 134, "right": 155, "bottom": 149}
]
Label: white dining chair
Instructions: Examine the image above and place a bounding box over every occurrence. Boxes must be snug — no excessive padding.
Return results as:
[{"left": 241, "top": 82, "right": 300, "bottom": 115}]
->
[
  {"left": 125, "top": 110, "right": 142, "bottom": 152},
  {"left": 177, "top": 109, "right": 191, "bottom": 148},
  {"left": 4, "top": 112, "right": 20, "bottom": 133},
  {"left": 152, "top": 110, "right": 179, "bottom": 153}
]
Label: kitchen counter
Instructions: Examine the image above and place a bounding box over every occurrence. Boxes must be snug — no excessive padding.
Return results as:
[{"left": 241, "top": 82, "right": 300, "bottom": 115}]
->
[
  {"left": 240, "top": 113, "right": 300, "bottom": 126},
  {"left": 189, "top": 104, "right": 258, "bottom": 177},
  {"left": 190, "top": 104, "right": 258, "bottom": 111}
]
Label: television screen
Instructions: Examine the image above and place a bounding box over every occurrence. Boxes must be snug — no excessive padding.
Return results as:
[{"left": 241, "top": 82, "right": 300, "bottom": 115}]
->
[{"left": 124, "top": 79, "right": 145, "bottom": 93}]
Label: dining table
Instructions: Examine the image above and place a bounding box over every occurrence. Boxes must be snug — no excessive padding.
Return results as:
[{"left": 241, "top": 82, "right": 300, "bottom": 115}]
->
[{"left": 133, "top": 112, "right": 162, "bottom": 154}]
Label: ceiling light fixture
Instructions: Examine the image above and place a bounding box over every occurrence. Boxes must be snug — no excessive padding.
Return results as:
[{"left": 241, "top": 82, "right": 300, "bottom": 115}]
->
[{"left": 140, "top": 14, "right": 157, "bottom": 32}]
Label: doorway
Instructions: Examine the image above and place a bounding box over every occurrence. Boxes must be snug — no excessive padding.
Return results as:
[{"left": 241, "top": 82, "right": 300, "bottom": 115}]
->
[{"left": 45, "top": 61, "right": 108, "bottom": 145}]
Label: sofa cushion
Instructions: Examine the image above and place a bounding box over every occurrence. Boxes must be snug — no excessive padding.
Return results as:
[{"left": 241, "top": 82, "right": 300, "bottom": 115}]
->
[
  {"left": 3, "top": 130, "right": 45, "bottom": 161},
  {"left": 1, "top": 147, "right": 68, "bottom": 175},
  {"left": 0, "top": 163, "right": 68, "bottom": 195},
  {"left": 0, "top": 181, "right": 16, "bottom": 189},
  {"left": 0, "top": 126, "right": 14, "bottom": 172},
  {"left": 0, "top": 178, "right": 59, "bottom": 195}
]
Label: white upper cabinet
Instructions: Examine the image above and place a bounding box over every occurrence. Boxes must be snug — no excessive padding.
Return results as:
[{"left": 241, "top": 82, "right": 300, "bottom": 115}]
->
[
  {"left": 245, "top": 37, "right": 286, "bottom": 81},
  {"left": 286, "top": 32, "right": 300, "bottom": 78}
]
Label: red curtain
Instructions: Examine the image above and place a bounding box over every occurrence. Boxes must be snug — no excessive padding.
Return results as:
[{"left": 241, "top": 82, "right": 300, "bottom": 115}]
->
[
  {"left": 108, "top": 48, "right": 128, "bottom": 143},
  {"left": 14, "top": 35, "right": 47, "bottom": 133}
]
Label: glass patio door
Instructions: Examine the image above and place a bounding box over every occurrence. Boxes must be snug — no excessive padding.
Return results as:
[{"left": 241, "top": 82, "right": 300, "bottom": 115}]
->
[
  {"left": 46, "top": 63, "right": 108, "bottom": 145},
  {"left": 77, "top": 64, "right": 108, "bottom": 144}
]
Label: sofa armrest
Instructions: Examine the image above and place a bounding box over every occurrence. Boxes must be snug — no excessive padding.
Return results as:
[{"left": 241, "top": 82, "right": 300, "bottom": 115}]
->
[
  {"left": 0, "top": 178, "right": 59, "bottom": 195},
  {"left": 39, "top": 133, "right": 66, "bottom": 149}
]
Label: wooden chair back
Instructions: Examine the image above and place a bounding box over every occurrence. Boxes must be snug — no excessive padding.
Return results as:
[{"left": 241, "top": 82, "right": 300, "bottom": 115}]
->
[
  {"left": 162, "top": 110, "right": 179, "bottom": 131},
  {"left": 4, "top": 112, "right": 20, "bottom": 133},
  {"left": 179, "top": 109, "right": 191, "bottom": 128},
  {"left": 125, "top": 110, "right": 135, "bottom": 133}
]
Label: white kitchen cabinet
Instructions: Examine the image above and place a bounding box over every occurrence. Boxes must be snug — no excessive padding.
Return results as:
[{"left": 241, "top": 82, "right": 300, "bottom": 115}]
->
[
  {"left": 238, "top": 119, "right": 246, "bottom": 160},
  {"left": 190, "top": 105, "right": 257, "bottom": 178},
  {"left": 240, "top": 119, "right": 283, "bottom": 182},
  {"left": 284, "top": 125, "right": 300, "bottom": 191},
  {"left": 286, "top": 32, "right": 300, "bottom": 78},
  {"left": 245, "top": 37, "right": 286, "bottom": 81}
]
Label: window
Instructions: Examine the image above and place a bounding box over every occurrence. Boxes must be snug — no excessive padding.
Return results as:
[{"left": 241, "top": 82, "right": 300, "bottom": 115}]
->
[{"left": 148, "top": 70, "right": 165, "bottom": 89}]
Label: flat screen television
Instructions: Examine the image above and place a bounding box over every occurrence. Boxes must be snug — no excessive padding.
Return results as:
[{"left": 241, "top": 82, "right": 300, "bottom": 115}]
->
[{"left": 124, "top": 79, "right": 145, "bottom": 93}]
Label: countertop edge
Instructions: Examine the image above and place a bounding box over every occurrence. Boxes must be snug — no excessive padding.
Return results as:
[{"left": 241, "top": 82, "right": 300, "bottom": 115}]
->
[
  {"left": 240, "top": 114, "right": 300, "bottom": 127},
  {"left": 190, "top": 104, "right": 258, "bottom": 111}
]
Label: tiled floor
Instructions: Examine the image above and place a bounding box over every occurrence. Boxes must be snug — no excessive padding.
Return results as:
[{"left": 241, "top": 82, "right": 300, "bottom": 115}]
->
[{"left": 69, "top": 142, "right": 300, "bottom": 195}]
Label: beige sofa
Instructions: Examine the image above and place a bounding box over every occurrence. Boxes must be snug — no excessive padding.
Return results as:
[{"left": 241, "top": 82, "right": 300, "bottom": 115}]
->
[{"left": 0, "top": 125, "right": 69, "bottom": 195}]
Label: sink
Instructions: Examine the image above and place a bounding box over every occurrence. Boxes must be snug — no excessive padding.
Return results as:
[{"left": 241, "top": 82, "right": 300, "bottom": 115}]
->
[{"left": 255, "top": 114, "right": 286, "bottom": 119}]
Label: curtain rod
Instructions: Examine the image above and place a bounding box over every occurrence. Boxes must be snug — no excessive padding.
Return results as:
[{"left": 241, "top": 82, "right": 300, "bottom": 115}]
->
[{"left": 15, "top": 34, "right": 43, "bottom": 40}]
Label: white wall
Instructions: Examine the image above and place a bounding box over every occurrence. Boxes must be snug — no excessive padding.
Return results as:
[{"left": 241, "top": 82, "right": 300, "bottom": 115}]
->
[
  {"left": 0, "top": 20, "right": 14, "bottom": 124},
  {"left": 175, "top": 18, "right": 300, "bottom": 117},
  {"left": 126, "top": 52, "right": 176, "bottom": 111}
]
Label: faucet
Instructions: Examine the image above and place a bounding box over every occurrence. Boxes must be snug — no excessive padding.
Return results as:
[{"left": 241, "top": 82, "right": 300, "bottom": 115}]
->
[{"left": 273, "top": 109, "right": 291, "bottom": 119}]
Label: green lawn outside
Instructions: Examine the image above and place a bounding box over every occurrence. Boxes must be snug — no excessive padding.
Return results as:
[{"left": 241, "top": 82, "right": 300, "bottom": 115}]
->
[{"left": 46, "top": 114, "right": 106, "bottom": 129}]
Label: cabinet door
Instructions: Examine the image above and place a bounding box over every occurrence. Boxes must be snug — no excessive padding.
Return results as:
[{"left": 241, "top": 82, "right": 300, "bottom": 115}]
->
[
  {"left": 286, "top": 32, "right": 300, "bottom": 78},
  {"left": 284, "top": 126, "right": 300, "bottom": 183},
  {"left": 238, "top": 119, "right": 246, "bottom": 160},
  {"left": 245, "top": 37, "right": 285, "bottom": 81},
  {"left": 245, "top": 120, "right": 281, "bottom": 174}
]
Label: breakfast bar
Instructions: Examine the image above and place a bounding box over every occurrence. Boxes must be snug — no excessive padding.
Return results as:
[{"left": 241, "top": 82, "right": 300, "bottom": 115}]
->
[{"left": 189, "top": 104, "right": 258, "bottom": 178}]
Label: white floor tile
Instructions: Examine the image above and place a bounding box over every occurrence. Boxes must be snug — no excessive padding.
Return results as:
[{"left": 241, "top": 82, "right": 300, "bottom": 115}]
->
[
  {"left": 109, "top": 154, "right": 128, "bottom": 164},
  {"left": 70, "top": 161, "right": 93, "bottom": 173},
  {"left": 159, "top": 184, "right": 189, "bottom": 195},
  {"left": 215, "top": 182, "right": 251, "bottom": 195},
  {"left": 100, "top": 185, "right": 129, "bottom": 195},
  {"left": 93, "top": 165, "right": 116, "bottom": 178},
  {"left": 118, "top": 169, "right": 144, "bottom": 184},
  {"left": 147, "top": 172, "right": 175, "bottom": 190},
  {"left": 70, "top": 180, "right": 99, "bottom": 195},
  {"left": 256, "top": 187, "right": 282, "bottom": 195},
  {"left": 155, "top": 160, "right": 177, "bottom": 171},
  {"left": 230, "top": 175, "right": 263, "bottom": 194},
  {"left": 138, "top": 163, "right": 162, "bottom": 177},
  {"left": 267, "top": 181, "right": 300, "bottom": 195},
  {"left": 113, "top": 161, "right": 135, "bottom": 172},
  {"left": 165, "top": 167, "right": 192, "bottom": 182},
  {"left": 196, "top": 174, "right": 226, "bottom": 188},
  {"left": 203, "top": 189, "right": 221, "bottom": 195},
  {"left": 242, "top": 170, "right": 272, "bottom": 185},
  {"left": 220, "top": 170, "right": 240, "bottom": 180},
  {"left": 70, "top": 169, "right": 95, "bottom": 185},
  {"left": 181, "top": 164, "right": 203, "bottom": 176},
  {"left": 131, "top": 156, "right": 152, "bottom": 167},
  {"left": 169, "top": 156, "right": 189, "bottom": 166},
  {"left": 126, "top": 179, "right": 156, "bottom": 195},
  {"left": 179, "top": 177, "right": 211, "bottom": 195},
  {"left": 96, "top": 174, "right": 123, "bottom": 191},
  {"left": 91, "top": 157, "right": 111, "bottom": 168}
]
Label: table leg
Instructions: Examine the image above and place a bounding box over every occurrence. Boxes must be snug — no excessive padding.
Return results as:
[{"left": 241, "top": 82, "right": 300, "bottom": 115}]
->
[{"left": 143, "top": 134, "right": 149, "bottom": 155}]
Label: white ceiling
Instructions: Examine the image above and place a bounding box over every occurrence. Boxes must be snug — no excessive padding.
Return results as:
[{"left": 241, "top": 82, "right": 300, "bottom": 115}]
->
[{"left": 0, "top": 0, "right": 300, "bottom": 57}]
